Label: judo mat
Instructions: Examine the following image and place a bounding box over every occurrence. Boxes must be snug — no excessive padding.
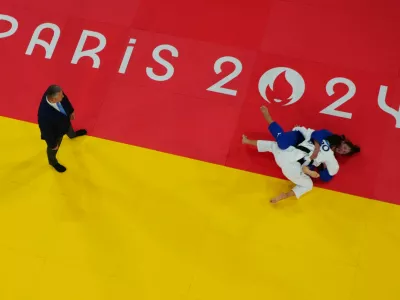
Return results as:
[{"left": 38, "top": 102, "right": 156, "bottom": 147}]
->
[{"left": 1, "top": 0, "right": 400, "bottom": 299}]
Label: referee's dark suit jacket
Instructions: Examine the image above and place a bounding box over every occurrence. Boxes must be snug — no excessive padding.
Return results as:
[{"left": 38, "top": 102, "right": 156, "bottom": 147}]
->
[{"left": 38, "top": 92, "right": 74, "bottom": 149}]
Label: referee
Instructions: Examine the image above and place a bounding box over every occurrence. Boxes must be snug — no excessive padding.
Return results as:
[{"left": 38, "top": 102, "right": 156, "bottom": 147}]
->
[{"left": 37, "top": 85, "right": 87, "bottom": 172}]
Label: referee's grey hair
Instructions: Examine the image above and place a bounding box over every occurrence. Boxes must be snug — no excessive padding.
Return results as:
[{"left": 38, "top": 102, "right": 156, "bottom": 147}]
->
[{"left": 46, "top": 85, "right": 62, "bottom": 99}]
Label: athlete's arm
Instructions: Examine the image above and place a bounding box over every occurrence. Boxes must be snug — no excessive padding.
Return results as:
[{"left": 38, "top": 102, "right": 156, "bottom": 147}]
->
[
  {"left": 302, "top": 166, "right": 320, "bottom": 178},
  {"left": 311, "top": 129, "right": 333, "bottom": 145},
  {"left": 310, "top": 141, "right": 320, "bottom": 160},
  {"left": 309, "top": 129, "right": 332, "bottom": 159},
  {"left": 324, "top": 156, "right": 340, "bottom": 176}
]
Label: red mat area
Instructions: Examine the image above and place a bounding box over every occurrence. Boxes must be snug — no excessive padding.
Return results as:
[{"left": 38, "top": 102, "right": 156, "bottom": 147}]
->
[{"left": 1, "top": 0, "right": 400, "bottom": 203}]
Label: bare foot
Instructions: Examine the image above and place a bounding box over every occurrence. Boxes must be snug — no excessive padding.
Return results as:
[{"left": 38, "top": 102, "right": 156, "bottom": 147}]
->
[
  {"left": 260, "top": 105, "right": 269, "bottom": 115},
  {"left": 260, "top": 105, "right": 273, "bottom": 124},
  {"left": 242, "top": 134, "right": 249, "bottom": 144},
  {"left": 270, "top": 193, "right": 286, "bottom": 204}
]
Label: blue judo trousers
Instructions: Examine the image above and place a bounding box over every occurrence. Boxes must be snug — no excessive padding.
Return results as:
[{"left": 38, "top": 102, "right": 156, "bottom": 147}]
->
[{"left": 267, "top": 122, "right": 334, "bottom": 182}]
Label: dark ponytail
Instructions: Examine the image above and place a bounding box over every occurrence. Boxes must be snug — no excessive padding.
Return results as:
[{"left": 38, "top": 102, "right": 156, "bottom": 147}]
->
[
  {"left": 341, "top": 135, "right": 360, "bottom": 156},
  {"left": 325, "top": 134, "right": 342, "bottom": 147}
]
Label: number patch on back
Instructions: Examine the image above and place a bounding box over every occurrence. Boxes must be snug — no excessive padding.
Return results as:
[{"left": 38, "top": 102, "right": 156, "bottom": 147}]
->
[{"left": 321, "top": 140, "right": 330, "bottom": 152}]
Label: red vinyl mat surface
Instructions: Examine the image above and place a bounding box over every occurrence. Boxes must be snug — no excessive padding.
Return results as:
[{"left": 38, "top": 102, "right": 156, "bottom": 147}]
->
[{"left": 1, "top": 0, "right": 400, "bottom": 203}]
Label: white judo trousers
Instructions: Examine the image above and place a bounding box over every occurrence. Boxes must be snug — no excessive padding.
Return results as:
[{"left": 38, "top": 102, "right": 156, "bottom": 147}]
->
[{"left": 257, "top": 140, "right": 313, "bottom": 198}]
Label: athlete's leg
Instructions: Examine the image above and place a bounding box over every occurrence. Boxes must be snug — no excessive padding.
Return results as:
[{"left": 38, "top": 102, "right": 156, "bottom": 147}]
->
[
  {"left": 256, "top": 140, "right": 278, "bottom": 153},
  {"left": 261, "top": 106, "right": 304, "bottom": 149},
  {"left": 242, "top": 133, "right": 313, "bottom": 203},
  {"left": 242, "top": 135, "right": 257, "bottom": 147},
  {"left": 248, "top": 137, "right": 313, "bottom": 201},
  {"left": 271, "top": 162, "right": 313, "bottom": 203},
  {"left": 242, "top": 135, "right": 278, "bottom": 153},
  {"left": 260, "top": 105, "right": 274, "bottom": 125}
]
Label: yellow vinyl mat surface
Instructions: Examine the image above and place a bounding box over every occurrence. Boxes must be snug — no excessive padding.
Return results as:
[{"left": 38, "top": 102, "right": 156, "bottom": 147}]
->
[{"left": 0, "top": 116, "right": 399, "bottom": 300}]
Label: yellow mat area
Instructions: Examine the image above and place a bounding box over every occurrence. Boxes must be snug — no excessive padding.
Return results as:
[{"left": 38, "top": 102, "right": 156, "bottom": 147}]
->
[{"left": 0, "top": 116, "right": 399, "bottom": 300}]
